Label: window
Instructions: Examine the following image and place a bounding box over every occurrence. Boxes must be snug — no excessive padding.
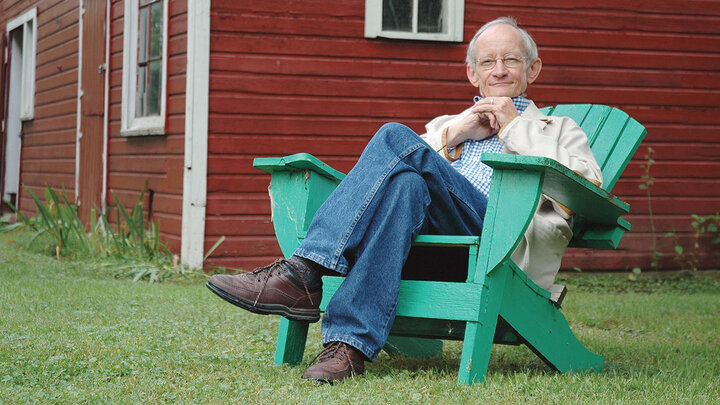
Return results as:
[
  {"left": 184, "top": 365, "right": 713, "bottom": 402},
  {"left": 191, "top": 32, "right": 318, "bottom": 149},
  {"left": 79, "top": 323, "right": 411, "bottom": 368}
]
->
[
  {"left": 6, "top": 8, "right": 37, "bottom": 121},
  {"left": 365, "top": 0, "right": 464, "bottom": 42},
  {"left": 121, "top": 0, "right": 168, "bottom": 136}
]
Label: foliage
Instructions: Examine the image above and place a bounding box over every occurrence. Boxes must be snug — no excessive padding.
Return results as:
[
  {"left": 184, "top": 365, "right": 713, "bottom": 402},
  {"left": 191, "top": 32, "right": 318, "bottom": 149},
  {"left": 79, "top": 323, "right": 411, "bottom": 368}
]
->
[
  {"left": 1, "top": 242, "right": 719, "bottom": 403},
  {"left": 99, "top": 187, "right": 169, "bottom": 261},
  {"left": 3, "top": 185, "right": 224, "bottom": 282},
  {"left": 9, "top": 187, "right": 87, "bottom": 258},
  {"left": 693, "top": 213, "right": 720, "bottom": 245},
  {"left": 665, "top": 213, "right": 720, "bottom": 272},
  {"left": 638, "top": 146, "right": 662, "bottom": 270},
  {"left": 559, "top": 269, "right": 720, "bottom": 294}
]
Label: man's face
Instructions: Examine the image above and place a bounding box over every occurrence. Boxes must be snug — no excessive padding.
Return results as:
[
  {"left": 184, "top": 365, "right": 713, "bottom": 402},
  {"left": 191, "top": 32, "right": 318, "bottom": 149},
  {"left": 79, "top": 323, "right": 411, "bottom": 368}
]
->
[{"left": 466, "top": 24, "right": 541, "bottom": 98}]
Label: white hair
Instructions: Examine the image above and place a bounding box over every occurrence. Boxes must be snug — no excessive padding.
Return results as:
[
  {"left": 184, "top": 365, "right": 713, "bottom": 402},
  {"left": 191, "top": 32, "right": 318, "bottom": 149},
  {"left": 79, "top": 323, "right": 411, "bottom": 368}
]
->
[{"left": 466, "top": 17, "right": 539, "bottom": 70}]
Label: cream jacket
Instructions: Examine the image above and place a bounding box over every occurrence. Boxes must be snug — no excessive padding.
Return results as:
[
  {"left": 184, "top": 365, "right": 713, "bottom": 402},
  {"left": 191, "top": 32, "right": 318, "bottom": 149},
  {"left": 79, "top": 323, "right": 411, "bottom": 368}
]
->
[{"left": 420, "top": 101, "right": 602, "bottom": 294}]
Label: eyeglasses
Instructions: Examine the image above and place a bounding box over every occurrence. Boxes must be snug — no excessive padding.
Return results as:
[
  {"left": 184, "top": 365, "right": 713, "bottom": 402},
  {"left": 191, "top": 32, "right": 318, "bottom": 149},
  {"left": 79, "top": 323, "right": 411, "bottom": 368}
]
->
[{"left": 476, "top": 55, "right": 526, "bottom": 70}]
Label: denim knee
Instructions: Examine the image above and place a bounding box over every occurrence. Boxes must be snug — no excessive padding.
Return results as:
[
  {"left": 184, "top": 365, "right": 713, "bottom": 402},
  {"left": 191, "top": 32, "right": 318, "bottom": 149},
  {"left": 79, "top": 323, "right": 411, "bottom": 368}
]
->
[
  {"left": 367, "top": 122, "right": 428, "bottom": 156},
  {"left": 375, "top": 122, "right": 417, "bottom": 142}
]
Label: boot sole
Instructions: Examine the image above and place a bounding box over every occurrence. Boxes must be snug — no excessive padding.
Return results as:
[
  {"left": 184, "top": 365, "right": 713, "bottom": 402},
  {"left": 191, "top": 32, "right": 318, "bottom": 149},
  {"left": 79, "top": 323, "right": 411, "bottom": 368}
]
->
[{"left": 206, "top": 280, "right": 320, "bottom": 323}]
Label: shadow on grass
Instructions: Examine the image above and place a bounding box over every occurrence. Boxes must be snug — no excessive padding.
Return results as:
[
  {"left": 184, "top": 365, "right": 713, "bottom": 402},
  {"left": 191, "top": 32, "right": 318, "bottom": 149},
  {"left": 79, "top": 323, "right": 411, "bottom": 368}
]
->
[{"left": 366, "top": 342, "right": 557, "bottom": 381}]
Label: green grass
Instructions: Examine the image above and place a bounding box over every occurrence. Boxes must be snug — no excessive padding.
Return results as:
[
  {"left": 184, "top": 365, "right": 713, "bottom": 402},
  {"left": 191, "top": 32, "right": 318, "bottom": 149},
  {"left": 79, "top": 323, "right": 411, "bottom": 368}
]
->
[{"left": 1, "top": 234, "right": 719, "bottom": 403}]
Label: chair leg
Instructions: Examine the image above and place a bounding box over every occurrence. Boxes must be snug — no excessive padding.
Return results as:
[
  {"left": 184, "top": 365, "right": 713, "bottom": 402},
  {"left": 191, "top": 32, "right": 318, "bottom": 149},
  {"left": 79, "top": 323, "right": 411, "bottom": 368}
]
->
[
  {"left": 506, "top": 306, "right": 604, "bottom": 374},
  {"left": 274, "top": 317, "right": 309, "bottom": 365},
  {"left": 499, "top": 267, "right": 603, "bottom": 374},
  {"left": 456, "top": 267, "right": 510, "bottom": 385},
  {"left": 457, "top": 319, "right": 497, "bottom": 385}
]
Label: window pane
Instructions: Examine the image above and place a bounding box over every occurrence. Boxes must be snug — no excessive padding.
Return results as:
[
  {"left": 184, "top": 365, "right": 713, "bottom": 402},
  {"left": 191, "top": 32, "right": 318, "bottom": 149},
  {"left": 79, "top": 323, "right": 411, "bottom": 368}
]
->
[
  {"left": 138, "top": 6, "right": 149, "bottom": 64},
  {"left": 382, "top": 0, "right": 412, "bottom": 32},
  {"left": 148, "top": 60, "right": 161, "bottom": 115},
  {"left": 136, "top": 65, "right": 147, "bottom": 117},
  {"left": 418, "top": 0, "right": 443, "bottom": 33},
  {"left": 136, "top": 0, "right": 163, "bottom": 118},
  {"left": 150, "top": 1, "right": 163, "bottom": 58}
]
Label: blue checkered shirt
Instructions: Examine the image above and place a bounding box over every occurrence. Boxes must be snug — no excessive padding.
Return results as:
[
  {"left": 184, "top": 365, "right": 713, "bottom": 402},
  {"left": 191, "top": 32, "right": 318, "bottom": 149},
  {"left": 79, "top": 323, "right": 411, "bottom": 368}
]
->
[{"left": 450, "top": 96, "right": 530, "bottom": 198}]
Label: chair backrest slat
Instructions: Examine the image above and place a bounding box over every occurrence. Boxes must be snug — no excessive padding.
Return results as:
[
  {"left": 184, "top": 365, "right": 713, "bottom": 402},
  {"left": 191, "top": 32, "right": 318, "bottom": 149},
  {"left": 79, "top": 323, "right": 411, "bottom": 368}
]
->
[
  {"left": 551, "top": 104, "right": 593, "bottom": 125},
  {"left": 580, "top": 105, "right": 612, "bottom": 145},
  {"left": 600, "top": 117, "right": 646, "bottom": 190},
  {"left": 588, "top": 108, "right": 630, "bottom": 177},
  {"left": 540, "top": 104, "right": 646, "bottom": 193}
]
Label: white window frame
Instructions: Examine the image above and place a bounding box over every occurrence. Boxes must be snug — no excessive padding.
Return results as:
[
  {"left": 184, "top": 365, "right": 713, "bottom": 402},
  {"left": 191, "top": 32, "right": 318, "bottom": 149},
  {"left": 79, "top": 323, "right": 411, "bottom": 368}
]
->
[
  {"left": 365, "top": 0, "right": 464, "bottom": 42},
  {"left": 121, "top": 0, "right": 168, "bottom": 136},
  {"left": 6, "top": 8, "right": 37, "bottom": 121}
]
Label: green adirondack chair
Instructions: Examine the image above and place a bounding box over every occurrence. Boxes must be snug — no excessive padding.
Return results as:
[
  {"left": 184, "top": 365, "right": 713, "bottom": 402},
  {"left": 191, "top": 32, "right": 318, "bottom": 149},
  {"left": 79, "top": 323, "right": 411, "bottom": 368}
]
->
[{"left": 252, "top": 104, "right": 646, "bottom": 385}]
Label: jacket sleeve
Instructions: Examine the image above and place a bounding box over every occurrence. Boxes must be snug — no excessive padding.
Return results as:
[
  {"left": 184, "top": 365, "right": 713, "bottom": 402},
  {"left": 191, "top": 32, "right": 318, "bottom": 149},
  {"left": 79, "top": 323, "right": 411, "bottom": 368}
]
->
[
  {"left": 419, "top": 108, "right": 473, "bottom": 158},
  {"left": 497, "top": 115, "right": 603, "bottom": 186}
]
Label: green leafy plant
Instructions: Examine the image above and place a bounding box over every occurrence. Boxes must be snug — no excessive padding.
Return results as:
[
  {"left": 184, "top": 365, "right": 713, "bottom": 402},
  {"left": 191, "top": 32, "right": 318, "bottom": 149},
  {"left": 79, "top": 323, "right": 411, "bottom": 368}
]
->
[
  {"left": 9, "top": 186, "right": 89, "bottom": 258},
  {"left": 107, "top": 235, "right": 226, "bottom": 283},
  {"left": 4, "top": 184, "right": 225, "bottom": 282},
  {"left": 666, "top": 213, "right": 720, "bottom": 271},
  {"left": 638, "top": 146, "right": 661, "bottom": 269},
  {"left": 98, "top": 186, "right": 170, "bottom": 260}
]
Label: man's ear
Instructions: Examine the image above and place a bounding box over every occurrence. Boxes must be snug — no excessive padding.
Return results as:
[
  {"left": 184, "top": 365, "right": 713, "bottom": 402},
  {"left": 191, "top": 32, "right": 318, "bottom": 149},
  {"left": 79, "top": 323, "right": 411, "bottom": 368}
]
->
[
  {"left": 466, "top": 64, "right": 481, "bottom": 88},
  {"left": 526, "top": 57, "right": 542, "bottom": 85}
]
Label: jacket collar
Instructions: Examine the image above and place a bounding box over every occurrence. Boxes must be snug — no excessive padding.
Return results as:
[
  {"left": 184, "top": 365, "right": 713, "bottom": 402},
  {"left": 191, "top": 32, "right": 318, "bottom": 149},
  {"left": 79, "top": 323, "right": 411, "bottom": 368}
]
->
[{"left": 521, "top": 101, "right": 553, "bottom": 127}]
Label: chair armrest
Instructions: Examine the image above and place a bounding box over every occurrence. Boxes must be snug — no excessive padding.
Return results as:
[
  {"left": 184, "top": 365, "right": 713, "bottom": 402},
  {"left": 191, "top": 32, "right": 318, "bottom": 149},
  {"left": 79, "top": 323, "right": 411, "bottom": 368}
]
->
[
  {"left": 254, "top": 153, "right": 346, "bottom": 183},
  {"left": 482, "top": 153, "right": 629, "bottom": 227},
  {"left": 253, "top": 153, "right": 345, "bottom": 257}
]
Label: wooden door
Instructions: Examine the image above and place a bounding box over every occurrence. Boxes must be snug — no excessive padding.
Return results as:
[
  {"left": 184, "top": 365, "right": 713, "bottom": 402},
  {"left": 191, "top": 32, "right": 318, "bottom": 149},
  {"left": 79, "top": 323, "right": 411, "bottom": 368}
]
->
[
  {"left": 1, "top": 28, "right": 24, "bottom": 210},
  {"left": 77, "top": 0, "right": 107, "bottom": 223}
]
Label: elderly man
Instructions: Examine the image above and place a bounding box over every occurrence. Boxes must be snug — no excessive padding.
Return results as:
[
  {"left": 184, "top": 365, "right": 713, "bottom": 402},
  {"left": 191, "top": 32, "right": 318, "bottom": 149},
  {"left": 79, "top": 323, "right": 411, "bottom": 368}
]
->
[{"left": 207, "top": 17, "right": 601, "bottom": 384}]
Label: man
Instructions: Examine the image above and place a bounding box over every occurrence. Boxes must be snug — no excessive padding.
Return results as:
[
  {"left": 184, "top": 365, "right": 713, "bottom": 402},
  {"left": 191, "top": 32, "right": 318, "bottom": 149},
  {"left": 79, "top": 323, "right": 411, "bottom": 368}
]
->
[{"left": 207, "top": 17, "right": 602, "bottom": 384}]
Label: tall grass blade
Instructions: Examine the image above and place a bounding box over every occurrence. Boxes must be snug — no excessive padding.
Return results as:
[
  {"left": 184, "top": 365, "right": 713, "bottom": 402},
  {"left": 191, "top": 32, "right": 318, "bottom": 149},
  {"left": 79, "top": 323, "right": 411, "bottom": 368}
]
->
[
  {"left": 112, "top": 191, "right": 146, "bottom": 256},
  {"left": 203, "top": 236, "right": 226, "bottom": 263},
  {"left": 25, "top": 186, "right": 61, "bottom": 245},
  {"left": 60, "top": 187, "right": 91, "bottom": 252}
]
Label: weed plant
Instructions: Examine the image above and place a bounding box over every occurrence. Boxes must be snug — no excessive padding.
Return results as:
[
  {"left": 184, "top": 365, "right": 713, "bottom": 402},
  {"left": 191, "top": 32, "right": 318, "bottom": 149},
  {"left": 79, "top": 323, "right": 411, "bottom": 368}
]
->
[{"left": 3, "top": 185, "right": 223, "bottom": 283}]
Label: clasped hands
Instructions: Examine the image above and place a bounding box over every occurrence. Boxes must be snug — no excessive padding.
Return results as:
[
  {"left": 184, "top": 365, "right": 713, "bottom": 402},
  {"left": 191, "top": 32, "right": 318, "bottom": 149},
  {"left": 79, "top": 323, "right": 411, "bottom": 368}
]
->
[{"left": 445, "top": 97, "right": 519, "bottom": 149}]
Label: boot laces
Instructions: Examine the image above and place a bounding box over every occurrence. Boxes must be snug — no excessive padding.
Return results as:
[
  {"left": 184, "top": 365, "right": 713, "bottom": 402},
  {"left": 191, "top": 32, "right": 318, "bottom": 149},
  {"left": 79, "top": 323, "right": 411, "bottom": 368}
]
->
[
  {"left": 308, "top": 342, "right": 358, "bottom": 377},
  {"left": 251, "top": 259, "right": 316, "bottom": 307}
]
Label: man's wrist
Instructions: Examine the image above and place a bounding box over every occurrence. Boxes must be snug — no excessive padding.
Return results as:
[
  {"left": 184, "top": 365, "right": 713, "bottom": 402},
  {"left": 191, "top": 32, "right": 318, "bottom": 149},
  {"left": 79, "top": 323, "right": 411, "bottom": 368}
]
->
[
  {"left": 497, "top": 115, "right": 520, "bottom": 138},
  {"left": 442, "top": 127, "right": 462, "bottom": 161},
  {"left": 445, "top": 124, "right": 463, "bottom": 148}
]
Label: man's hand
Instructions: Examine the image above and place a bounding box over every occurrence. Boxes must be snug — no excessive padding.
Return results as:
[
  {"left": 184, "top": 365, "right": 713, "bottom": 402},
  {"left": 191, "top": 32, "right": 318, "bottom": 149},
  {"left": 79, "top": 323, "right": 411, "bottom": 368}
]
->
[
  {"left": 445, "top": 97, "right": 519, "bottom": 148},
  {"left": 471, "top": 97, "right": 520, "bottom": 132},
  {"left": 445, "top": 109, "right": 496, "bottom": 148}
]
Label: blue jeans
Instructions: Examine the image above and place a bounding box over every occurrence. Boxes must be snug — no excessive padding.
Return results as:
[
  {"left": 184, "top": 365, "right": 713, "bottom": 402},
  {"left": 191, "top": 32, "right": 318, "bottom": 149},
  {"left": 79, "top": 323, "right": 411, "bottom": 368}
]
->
[{"left": 295, "top": 123, "right": 488, "bottom": 361}]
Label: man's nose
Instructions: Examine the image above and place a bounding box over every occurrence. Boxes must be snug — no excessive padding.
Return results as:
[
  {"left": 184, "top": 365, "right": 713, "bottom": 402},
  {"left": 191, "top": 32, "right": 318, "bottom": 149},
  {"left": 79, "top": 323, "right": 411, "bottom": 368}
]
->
[{"left": 491, "top": 60, "right": 508, "bottom": 76}]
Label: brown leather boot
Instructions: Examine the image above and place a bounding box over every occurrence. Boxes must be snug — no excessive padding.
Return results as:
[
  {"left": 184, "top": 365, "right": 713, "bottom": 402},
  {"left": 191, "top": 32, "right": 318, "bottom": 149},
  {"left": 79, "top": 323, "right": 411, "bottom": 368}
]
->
[
  {"left": 206, "top": 258, "right": 322, "bottom": 322},
  {"left": 302, "top": 341, "right": 365, "bottom": 384}
]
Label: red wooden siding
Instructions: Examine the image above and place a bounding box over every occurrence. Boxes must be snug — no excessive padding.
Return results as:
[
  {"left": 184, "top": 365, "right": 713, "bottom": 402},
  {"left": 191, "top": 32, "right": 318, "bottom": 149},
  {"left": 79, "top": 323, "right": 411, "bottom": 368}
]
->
[
  {"left": 105, "top": 0, "right": 186, "bottom": 251},
  {"left": 509, "top": 1, "right": 720, "bottom": 270},
  {"left": 0, "top": 0, "right": 187, "bottom": 253},
  {"left": 2, "top": 0, "right": 79, "bottom": 215},
  {"left": 205, "top": 0, "right": 720, "bottom": 272}
]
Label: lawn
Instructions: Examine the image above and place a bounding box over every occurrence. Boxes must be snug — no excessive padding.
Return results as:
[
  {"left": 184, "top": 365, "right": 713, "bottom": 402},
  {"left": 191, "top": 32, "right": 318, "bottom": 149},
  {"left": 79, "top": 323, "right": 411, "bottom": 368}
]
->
[{"left": 1, "top": 233, "right": 719, "bottom": 403}]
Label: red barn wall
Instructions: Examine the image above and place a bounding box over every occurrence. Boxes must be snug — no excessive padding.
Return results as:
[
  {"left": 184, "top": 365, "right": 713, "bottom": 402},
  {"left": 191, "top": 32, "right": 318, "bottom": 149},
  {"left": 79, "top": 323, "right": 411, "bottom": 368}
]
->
[
  {"left": 492, "top": 1, "right": 720, "bottom": 270},
  {"left": 105, "top": 0, "right": 187, "bottom": 252},
  {"left": 2, "top": 0, "right": 79, "bottom": 213},
  {"left": 205, "top": 0, "right": 720, "bottom": 272},
  {"left": 1, "top": 0, "right": 187, "bottom": 253}
]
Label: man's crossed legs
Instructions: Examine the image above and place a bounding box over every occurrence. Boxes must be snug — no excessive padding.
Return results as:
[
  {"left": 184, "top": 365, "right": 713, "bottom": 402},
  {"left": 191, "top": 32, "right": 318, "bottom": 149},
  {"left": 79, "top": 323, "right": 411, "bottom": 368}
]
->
[{"left": 207, "top": 123, "right": 487, "bottom": 384}]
